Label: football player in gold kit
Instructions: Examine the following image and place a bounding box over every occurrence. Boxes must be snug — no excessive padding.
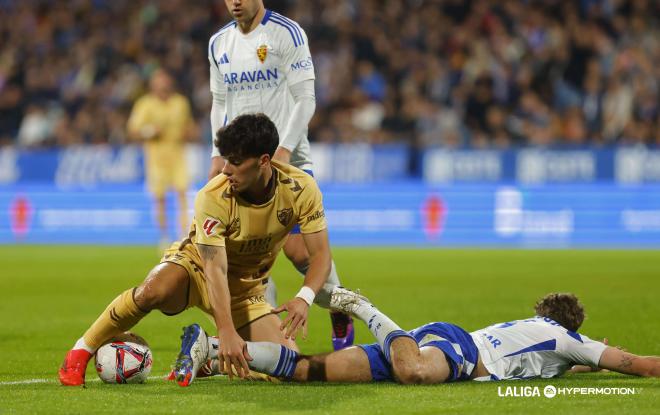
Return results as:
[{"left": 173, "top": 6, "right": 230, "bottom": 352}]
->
[
  {"left": 59, "top": 113, "right": 332, "bottom": 386},
  {"left": 127, "top": 69, "right": 196, "bottom": 243}
]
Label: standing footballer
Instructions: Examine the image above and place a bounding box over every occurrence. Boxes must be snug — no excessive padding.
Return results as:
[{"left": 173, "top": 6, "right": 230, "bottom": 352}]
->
[{"left": 207, "top": 0, "right": 354, "bottom": 351}]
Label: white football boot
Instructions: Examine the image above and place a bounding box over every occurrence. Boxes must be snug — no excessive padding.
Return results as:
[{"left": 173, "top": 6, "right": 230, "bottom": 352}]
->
[{"left": 328, "top": 286, "right": 370, "bottom": 317}]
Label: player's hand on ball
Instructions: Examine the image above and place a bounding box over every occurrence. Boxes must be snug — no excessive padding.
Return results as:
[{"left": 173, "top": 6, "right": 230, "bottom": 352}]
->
[
  {"left": 217, "top": 329, "right": 252, "bottom": 380},
  {"left": 272, "top": 297, "right": 309, "bottom": 340}
]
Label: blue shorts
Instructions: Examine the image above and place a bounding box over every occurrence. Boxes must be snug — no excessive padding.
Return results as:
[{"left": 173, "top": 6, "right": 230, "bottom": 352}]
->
[
  {"left": 358, "top": 322, "right": 479, "bottom": 382},
  {"left": 290, "top": 169, "right": 314, "bottom": 235}
]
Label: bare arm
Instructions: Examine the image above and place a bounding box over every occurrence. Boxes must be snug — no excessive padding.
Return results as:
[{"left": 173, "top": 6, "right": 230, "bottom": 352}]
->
[
  {"left": 197, "top": 243, "right": 251, "bottom": 378},
  {"left": 197, "top": 244, "right": 232, "bottom": 330},
  {"left": 300, "top": 228, "right": 332, "bottom": 294},
  {"left": 568, "top": 365, "right": 600, "bottom": 373},
  {"left": 598, "top": 346, "right": 660, "bottom": 377},
  {"left": 272, "top": 229, "right": 331, "bottom": 340}
]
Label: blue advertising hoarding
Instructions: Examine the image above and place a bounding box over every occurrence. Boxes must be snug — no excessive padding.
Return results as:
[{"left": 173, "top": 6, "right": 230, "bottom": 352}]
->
[
  {"left": 2, "top": 145, "right": 660, "bottom": 246},
  {"left": 2, "top": 146, "right": 660, "bottom": 186},
  {"left": 2, "top": 183, "right": 660, "bottom": 247}
]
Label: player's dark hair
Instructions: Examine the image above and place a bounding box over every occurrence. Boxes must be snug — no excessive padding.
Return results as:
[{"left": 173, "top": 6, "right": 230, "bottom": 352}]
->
[
  {"left": 534, "top": 293, "right": 585, "bottom": 332},
  {"left": 214, "top": 113, "right": 279, "bottom": 160}
]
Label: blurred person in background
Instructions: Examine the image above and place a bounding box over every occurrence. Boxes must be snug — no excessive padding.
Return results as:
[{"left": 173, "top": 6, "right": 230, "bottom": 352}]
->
[
  {"left": 1, "top": 0, "right": 658, "bottom": 150},
  {"left": 16, "top": 104, "right": 51, "bottom": 148},
  {"left": 127, "top": 68, "right": 196, "bottom": 246}
]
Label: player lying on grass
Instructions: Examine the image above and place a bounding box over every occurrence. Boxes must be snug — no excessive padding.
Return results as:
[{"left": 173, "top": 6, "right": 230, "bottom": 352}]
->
[
  {"left": 59, "top": 113, "right": 336, "bottom": 386},
  {"left": 172, "top": 289, "right": 660, "bottom": 384}
]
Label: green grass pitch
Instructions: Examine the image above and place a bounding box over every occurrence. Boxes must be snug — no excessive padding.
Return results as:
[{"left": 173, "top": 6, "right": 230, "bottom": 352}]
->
[{"left": 0, "top": 246, "right": 658, "bottom": 414}]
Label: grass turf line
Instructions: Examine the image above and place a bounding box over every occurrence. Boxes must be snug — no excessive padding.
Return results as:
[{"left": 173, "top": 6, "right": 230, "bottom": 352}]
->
[{"left": 0, "top": 246, "right": 658, "bottom": 414}]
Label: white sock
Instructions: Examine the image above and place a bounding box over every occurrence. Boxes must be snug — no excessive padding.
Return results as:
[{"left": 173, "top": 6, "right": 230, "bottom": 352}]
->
[
  {"left": 207, "top": 336, "right": 218, "bottom": 359},
  {"left": 264, "top": 277, "right": 278, "bottom": 307},
  {"left": 327, "top": 260, "right": 341, "bottom": 286},
  {"left": 246, "top": 342, "right": 298, "bottom": 378},
  {"left": 351, "top": 300, "right": 412, "bottom": 362},
  {"left": 73, "top": 337, "right": 94, "bottom": 353},
  {"left": 313, "top": 283, "right": 337, "bottom": 309},
  {"left": 206, "top": 336, "right": 298, "bottom": 378},
  {"left": 295, "top": 260, "right": 342, "bottom": 309}
]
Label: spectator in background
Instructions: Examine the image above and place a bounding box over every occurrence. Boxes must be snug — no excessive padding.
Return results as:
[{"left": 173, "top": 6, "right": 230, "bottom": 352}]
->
[
  {"left": 561, "top": 106, "right": 588, "bottom": 145},
  {"left": 602, "top": 75, "right": 634, "bottom": 142},
  {"left": 0, "top": 50, "right": 24, "bottom": 146},
  {"left": 1, "top": 0, "right": 658, "bottom": 150},
  {"left": 581, "top": 75, "right": 603, "bottom": 141},
  {"left": 465, "top": 75, "right": 497, "bottom": 146},
  {"left": 485, "top": 106, "right": 513, "bottom": 148},
  {"left": 17, "top": 104, "right": 51, "bottom": 148},
  {"left": 127, "top": 69, "right": 196, "bottom": 246}
]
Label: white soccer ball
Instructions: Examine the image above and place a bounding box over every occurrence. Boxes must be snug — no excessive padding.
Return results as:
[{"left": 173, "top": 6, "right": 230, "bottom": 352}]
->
[{"left": 94, "top": 332, "right": 153, "bottom": 384}]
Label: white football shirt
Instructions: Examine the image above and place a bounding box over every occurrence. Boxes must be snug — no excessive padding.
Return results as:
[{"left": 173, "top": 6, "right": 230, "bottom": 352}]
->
[
  {"left": 208, "top": 10, "right": 315, "bottom": 170},
  {"left": 470, "top": 316, "right": 607, "bottom": 380}
]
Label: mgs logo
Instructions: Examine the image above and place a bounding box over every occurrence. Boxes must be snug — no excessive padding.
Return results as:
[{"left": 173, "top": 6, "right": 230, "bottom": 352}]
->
[
  {"left": 277, "top": 208, "right": 294, "bottom": 226},
  {"left": 247, "top": 295, "right": 265, "bottom": 305},
  {"left": 257, "top": 44, "right": 268, "bottom": 63},
  {"left": 291, "top": 57, "right": 313, "bottom": 71}
]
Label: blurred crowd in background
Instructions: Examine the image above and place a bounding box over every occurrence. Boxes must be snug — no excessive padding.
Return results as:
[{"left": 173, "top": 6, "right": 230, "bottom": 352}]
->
[{"left": 0, "top": 0, "right": 658, "bottom": 150}]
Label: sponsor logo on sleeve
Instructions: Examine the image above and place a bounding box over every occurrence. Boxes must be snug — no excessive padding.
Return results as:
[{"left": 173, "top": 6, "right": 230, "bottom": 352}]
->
[
  {"left": 291, "top": 57, "right": 313, "bottom": 71},
  {"left": 306, "top": 210, "right": 325, "bottom": 224},
  {"left": 202, "top": 217, "right": 221, "bottom": 236}
]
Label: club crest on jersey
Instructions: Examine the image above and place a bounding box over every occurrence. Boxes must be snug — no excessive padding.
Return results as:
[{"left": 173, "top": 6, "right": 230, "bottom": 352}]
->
[
  {"left": 203, "top": 217, "right": 221, "bottom": 236},
  {"left": 277, "top": 208, "right": 294, "bottom": 227},
  {"left": 257, "top": 44, "right": 268, "bottom": 63}
]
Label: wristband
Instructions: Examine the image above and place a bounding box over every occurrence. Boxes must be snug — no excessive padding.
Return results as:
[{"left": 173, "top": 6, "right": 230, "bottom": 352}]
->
[{"left": 295, "top": 286, "right": 315, "bottom": 306}]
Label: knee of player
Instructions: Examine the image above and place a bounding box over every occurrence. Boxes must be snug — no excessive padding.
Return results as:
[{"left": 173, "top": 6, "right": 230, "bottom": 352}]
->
[
  {"left": 133, "top": 281, "right": 169, "bottom": 311},
  {"left": 393, "top": 361, "right": 425, "bottom": 385}
]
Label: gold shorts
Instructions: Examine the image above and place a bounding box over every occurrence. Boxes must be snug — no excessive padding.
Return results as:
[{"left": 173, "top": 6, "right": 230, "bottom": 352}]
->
[{"left": 160, "top": 240, "right": 273, "bottom": 329}]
